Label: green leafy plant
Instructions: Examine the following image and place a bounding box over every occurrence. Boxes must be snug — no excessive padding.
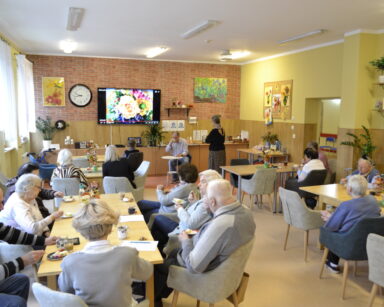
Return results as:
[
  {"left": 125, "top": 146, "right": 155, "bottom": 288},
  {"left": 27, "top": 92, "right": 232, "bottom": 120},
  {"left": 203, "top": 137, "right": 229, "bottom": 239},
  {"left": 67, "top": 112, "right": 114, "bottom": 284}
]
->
[
  {"left": 340, "top": 125, "right": 376, "bottom": 158},
  {"left": 142, "top": 123, "right": 165, "bottom": 146},
  {"left": 369, "top": 56, "right": 384, "bottom": 74},
  {"left": 261, "top": 132, "right": 279, "bottom": 145},
  {"left": 35, "top": 116, "right": 57, "bottom": 140}
]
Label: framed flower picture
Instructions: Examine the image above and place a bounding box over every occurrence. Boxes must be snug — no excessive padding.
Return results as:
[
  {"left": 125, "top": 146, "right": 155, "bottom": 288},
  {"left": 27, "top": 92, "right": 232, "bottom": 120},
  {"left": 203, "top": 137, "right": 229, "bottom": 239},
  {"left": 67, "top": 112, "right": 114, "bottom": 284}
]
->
[
  {"left": 42, "top": 77, "right": 65, "bottom": 107},
  {"left": 263, "top": 80, "right": 293, "bottom": 120}
]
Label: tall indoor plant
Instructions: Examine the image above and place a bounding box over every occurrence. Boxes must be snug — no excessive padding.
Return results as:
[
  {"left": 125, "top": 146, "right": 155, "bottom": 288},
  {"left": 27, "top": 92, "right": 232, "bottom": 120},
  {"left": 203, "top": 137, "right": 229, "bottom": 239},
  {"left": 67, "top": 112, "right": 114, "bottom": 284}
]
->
[
  {"left": 35, "top": 116, "right": 57, "bottom": 149},
  {"left": 340, "top": 125, "right": 376, "bottom": 158},
  {"left": 369, "top": 56, "right": 384, "bottom": 83},
  {"left": 142, "top": 123, "right": 165, "bottom": 147}
]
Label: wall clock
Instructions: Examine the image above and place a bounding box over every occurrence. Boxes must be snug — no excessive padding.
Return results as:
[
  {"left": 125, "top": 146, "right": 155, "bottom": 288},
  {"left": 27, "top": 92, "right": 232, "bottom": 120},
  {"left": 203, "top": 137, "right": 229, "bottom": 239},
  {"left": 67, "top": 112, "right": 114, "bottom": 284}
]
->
[{"left": 68, "top": 84, "right": 92, "bottom": 107}]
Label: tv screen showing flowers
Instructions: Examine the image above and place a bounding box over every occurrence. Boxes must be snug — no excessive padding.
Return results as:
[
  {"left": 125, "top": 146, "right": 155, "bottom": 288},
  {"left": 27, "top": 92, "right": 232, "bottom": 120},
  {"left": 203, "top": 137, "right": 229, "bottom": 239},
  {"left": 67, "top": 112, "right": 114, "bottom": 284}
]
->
[{"left": 97, "top": 88, "right": 161, "bottom": 124}]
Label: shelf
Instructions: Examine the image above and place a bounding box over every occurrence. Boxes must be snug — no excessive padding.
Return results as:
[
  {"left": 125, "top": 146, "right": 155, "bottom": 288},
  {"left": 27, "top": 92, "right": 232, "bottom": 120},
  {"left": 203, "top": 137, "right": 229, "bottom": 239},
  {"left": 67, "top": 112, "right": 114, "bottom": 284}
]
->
[{"left": 164, "top": 107, "right": 191, "bottom": 117}]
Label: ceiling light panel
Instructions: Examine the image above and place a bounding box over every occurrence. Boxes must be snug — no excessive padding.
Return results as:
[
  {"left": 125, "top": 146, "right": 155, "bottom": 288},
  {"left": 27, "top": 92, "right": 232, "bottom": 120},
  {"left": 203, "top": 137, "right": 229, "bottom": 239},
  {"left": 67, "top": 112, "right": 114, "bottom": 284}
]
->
[
  {"left": 67, "top": 7, "right": 85, "bottom": 31},
  {"left": 60, "top": 40, "right": 77, "bottom": 53},
  {"left": 181, "top": 20, "right": 219, "bottom": 39},
  {"left": 146, "top": 47, "right": 169, "bottom": 58},
  {"left": 278, "top": 29, "right": 326, "bottom": 45}
]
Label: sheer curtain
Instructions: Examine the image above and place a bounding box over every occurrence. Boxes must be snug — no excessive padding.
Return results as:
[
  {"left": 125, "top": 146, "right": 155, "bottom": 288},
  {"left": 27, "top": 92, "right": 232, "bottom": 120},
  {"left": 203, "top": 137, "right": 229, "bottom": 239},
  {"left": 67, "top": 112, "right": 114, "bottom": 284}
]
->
[
  {"left": 0, "top": 39, "right": 17, "bottom": 147},
  {"left": 16, "top": 54, "right": 36, "bottom": 139}
]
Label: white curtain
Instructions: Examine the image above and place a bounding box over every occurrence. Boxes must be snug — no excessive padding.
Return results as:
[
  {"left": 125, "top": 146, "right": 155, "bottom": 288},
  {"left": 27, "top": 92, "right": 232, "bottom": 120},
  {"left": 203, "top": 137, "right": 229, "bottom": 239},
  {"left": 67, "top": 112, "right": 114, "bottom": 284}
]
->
[
  {"left": 16, "top": 54, "right": 36, "bottom": 138},
  {"left": 0, "top": 39, "right": 17, "bottom": 147}
]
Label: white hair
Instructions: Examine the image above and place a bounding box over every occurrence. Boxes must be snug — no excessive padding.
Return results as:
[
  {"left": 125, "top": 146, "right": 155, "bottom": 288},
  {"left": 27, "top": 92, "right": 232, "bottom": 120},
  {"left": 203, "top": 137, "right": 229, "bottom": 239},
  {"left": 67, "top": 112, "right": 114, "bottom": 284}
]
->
[
  {"left": 57, "top": 149, "right": 73, "bottom": 166},
  {"left": 105, "top": 145, "right": 119, "bottom": 163},
  {"left": 199, "top": 169, "right": 222, "bottom": 182},
  {"left": 347, "top": 175, "right": 368, "bottom": 197},
  {"left": 207, "top": 179, "right": 232, "bottom": 203},
  {"left": 15, "top": 174, "right": 41, "bottom": 198}
]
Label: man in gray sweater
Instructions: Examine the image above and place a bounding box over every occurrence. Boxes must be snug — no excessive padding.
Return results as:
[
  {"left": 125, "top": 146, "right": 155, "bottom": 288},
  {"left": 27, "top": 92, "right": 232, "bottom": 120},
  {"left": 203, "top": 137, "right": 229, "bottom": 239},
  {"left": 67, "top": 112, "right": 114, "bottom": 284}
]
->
[{"left": 154, "top": 179, "right": 256, "bottom": 306}]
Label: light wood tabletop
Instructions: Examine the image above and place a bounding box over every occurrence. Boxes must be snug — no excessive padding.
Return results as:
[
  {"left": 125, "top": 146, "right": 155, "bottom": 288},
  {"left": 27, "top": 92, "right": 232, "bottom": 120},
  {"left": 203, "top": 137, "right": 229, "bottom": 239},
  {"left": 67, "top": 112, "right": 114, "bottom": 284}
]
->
[
  {"left": 73, "top": 155, "right": 105, "bottom": 162},
  {"left": 81, "top": 167, "right": 102, "bottom": 179},
  {"left": 37, "top": 193, "right": 163, "bottom": 307}
]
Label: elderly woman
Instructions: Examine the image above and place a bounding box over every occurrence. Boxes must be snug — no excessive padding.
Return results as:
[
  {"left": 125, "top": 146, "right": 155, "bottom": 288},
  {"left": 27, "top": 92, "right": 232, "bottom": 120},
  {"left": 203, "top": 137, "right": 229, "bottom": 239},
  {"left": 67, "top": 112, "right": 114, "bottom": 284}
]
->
[
  {"left": 0, "top": 174, "right": 63, "bottom": 236},
  {"left": 138, "top": 163, "right": 199, "bottom": 223},
  {"left": 321, "top": 175, "right": 381, "bottom": 273},
  {"left": 341, "top": 157, "right": 380, "bottom": 186},
  {"left": 151, "top": 169, "right": 221, "bottom": 252},
  {"left": 102, "top": 145, "right": 136, "bottom": 188},
  {"left": 51, "top": 149, "right": 88, "bottom": 188},
  {"left": 205, "top": 115, "right": 226, "bottom": 173},
  {"left": 306, "top": 141, "right": 330, "bottom": 173},
  {"left": 58, "top": 199, "right": 153, "bottom": 307},
  {"left": 297, "top": 148, "right": 325, "bottom": 182}
]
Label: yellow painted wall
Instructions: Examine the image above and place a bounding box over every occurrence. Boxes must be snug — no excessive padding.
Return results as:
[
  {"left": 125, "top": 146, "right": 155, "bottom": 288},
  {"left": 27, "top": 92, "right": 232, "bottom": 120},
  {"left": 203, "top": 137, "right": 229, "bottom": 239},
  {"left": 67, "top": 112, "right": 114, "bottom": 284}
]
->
[
  {"left": 240, "top": 43, "right": 344, "bottom": 123},
  {"left": 322, "top": 99, "right": 340, "bottom": 134}
]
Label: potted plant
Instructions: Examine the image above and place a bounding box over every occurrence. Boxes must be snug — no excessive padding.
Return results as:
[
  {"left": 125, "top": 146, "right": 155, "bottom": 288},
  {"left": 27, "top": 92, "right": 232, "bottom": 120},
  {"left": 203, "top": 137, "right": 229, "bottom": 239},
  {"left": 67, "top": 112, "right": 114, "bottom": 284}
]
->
[
  {"left": 261, "top": 131, "right": 279, "bottom": 147},
  {"left": 369, "top": 56, "right": 384, "bottom": 83},
  {"left": 340, "top": 125, "right": 376, "bottom": 158},
  {"left": 142, "top": 123, "right": 165, "bottom": 147},
  {"left": 35, "top": 116, "right": 57, "bottom": 149}
]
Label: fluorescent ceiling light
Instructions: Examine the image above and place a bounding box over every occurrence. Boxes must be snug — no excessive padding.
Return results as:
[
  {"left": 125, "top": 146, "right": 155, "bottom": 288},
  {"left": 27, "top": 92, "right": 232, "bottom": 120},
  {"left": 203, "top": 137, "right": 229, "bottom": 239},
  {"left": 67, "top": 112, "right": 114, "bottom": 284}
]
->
[
  {"left": 60, "top": 40, "right": 77, "bottom": 53},
  {"left": 219, "top": 50, "right": 250, "bottom": 61},
  {"left": 278, "top": 29, "right": 326, "bottom": 45},
  {"left": 146, "top": 47, "right": 169, "bottom": 58},
  {"left": 66, "top": 7, "right": 85, "bottom": 31},
  {"left": 181, "top": 20, "right": 219, "bottom": 39}
]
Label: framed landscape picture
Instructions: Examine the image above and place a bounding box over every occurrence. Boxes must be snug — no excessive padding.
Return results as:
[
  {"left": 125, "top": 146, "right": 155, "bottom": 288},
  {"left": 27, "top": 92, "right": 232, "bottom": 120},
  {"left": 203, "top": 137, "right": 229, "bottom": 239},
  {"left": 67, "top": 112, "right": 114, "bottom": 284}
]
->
[
  {"left": 194, "top": 77, "right": 227, "bottom": 103},
  {"left": 42, "top": 77, "right": 65, "bottom": 107}
]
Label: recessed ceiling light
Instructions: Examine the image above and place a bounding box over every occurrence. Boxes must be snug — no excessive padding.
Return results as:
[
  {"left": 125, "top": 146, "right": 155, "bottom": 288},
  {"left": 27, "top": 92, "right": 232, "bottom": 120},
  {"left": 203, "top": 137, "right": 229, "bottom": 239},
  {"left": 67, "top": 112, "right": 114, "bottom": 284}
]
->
[
  {"left": 60, "top": 40, "right": 77, "bottom": 53},
  {"left": 278, "top": 29, "right": 326, "bottom": 45},
  {"left": 219, "top": 50, "right": 250, "bottom": 61},
  {"left": 66, "top": 7, "right": 85, "bottom": 31},
  {"left": 146, "top": 47, "right": 169, "bottom": 58},
  {"left": 181, "top": 20, "right": 219, "bottom": 39}
]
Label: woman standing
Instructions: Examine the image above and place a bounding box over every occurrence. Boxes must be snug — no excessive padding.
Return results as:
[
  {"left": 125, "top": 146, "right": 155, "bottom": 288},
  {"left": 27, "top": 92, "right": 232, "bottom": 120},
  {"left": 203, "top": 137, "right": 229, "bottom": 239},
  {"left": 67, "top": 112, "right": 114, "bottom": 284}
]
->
[{"left": 205, "top": 114, "right": 226, "bottom": 172}]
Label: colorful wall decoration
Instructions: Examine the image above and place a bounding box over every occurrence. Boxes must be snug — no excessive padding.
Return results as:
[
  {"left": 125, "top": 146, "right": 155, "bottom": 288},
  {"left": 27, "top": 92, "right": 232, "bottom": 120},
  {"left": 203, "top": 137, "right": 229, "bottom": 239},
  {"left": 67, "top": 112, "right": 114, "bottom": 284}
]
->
[
  {"left": 194, "top": 77, "right": 227, "bottom": 103},
  {"left": 263, "top": 80, "right": 293, "bottom": 120},
  {"left": 42, "top": 77, "right": 65, "bottom": 107}
]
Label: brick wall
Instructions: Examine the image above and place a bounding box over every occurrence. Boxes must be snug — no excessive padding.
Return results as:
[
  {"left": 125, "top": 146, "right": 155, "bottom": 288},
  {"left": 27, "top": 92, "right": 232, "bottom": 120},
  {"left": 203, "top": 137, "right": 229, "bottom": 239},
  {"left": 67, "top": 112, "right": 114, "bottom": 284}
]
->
[{"left": 28, "top": 55, "right": 241, "bottom": 121}]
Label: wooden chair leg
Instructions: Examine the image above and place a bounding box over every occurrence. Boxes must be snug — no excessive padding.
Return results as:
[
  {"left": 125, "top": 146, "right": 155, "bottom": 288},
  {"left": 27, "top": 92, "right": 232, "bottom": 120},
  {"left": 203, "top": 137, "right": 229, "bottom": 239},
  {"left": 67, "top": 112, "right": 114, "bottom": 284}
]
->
[
  {"left": 368, "top": 283, "right": 378, "bottom": 307},
  {"left": 196, "top": 300, "right": 201, "bottom": 307},
  {"left": 231, "top": 291, "right": 239, "bottom": 307},
  {"left": 342, "top": 260, "right": 349, "bottom": 299},
  {"left": 171, "top": 290, "right": 179, "bottom": 307},
  {"left": 283, "top": 224, "right": 290, "bottom": 250},
  {"left": 319, "top": 248, "right": 329, "bottom": 278},
  {"left": 353, "top": 261, "right": 357, "bottom": 277},
  {"left": 304, "top": 230, "right": 309, "bottom": 262}
]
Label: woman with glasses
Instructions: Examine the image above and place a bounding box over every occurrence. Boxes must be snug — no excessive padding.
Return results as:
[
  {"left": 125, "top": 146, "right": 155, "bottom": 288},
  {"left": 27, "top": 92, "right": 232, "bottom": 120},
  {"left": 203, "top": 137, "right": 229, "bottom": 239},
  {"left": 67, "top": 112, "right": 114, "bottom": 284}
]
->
[{"left": 0, "top": 174, "right": 63, "bottom": 236}]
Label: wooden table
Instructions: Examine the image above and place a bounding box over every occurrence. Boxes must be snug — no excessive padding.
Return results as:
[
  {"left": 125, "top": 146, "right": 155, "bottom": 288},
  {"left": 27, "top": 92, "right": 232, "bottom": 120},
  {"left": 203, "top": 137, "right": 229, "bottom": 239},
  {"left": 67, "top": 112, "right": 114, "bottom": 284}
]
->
[
  {"left": 73, "top": 155, "right": 105, "bottom": 163},
  {"left": 37, "top": 193, "right": 163, "bottom": 307},
  {"left": 237, "top": 148, "right": 289, "bottom": 164},
  {"left": 81, "top": 167, "right": 103, "bottom": 193},
  {"left": 221, "top": 163, "right": 296, "bottom": 212}
]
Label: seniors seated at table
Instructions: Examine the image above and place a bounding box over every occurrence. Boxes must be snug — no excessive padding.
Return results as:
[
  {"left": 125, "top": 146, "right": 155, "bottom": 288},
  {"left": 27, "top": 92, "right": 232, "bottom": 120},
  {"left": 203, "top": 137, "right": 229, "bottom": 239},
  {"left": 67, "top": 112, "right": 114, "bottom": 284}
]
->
[
  {"left": 58, "top": 199, "right": 153, "bottom": 307},
  {"left": 51, "top": 149, "right": 88, "bottom": 188},
  {"left": 154, "top": 179, "right": 256, "bottom": 305},
  {"left": 0, "top": 174, "right": 63, "bottom": 236},
  {"left": 151, "top": 169, "right": 221, "bottom": 252},
  {"left": 123, "top": 139, "right": 140, "bottom": 159},
  {"left": 340, "top": 156, "right": 380, "bottom": 187},
  {"left": 165, "top": 132, "right": 189, "bottom": 183},
  {"left": 321, "top": 175, "right": 381, "bottom": 273},
  {"left": 297, "top": 148, "right": 325, "bottom": 182},
  {"left": 102, "top": 145, "right": 136, "bottom": 188},
  {"left": 138, "top": 163, "right": 198, "bottom": 223},
  {"left": 4, "top": 162, "right": 64, "bottom": 220},
  {"left": 306, "top": 141, "right": 330, "bottom": 173}
]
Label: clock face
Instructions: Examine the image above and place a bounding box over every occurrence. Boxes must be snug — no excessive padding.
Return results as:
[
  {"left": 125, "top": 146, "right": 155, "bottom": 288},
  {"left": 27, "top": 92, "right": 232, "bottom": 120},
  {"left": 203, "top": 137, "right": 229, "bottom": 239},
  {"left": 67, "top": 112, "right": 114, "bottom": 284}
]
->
[{"left": 69, "top": 84, "right": 92, "bottom": 107}]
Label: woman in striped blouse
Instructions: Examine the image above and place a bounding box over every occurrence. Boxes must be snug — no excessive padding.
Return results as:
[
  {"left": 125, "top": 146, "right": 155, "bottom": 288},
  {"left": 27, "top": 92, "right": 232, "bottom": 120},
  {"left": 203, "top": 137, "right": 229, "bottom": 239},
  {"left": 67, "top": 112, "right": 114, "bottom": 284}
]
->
[{"left": 51, "top": 149, "right": 88, "bottom": 188}]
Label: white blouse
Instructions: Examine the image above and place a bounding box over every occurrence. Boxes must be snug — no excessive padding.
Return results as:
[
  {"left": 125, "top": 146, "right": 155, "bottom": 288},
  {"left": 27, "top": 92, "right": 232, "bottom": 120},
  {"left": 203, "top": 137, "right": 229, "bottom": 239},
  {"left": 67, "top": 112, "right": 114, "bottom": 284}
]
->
[
  {"left": 297, "top": 159, "right": 325, "bottom": 182},
  {"left": 0, "top": 192, "right": 53, "bottom": 235}
]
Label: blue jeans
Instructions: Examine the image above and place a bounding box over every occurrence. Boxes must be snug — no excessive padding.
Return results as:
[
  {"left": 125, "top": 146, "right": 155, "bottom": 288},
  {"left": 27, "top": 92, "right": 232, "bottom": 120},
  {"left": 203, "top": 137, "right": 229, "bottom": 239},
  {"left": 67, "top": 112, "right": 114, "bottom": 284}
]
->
[
  {"left": 151, "top": 215, "right": 179, "bottom": 252},
  {"left": 137, "top": 200, "right": 161, "bottom": 223},
  {"left": 0, "top": 274, "right": 29, "bottom": 307}
]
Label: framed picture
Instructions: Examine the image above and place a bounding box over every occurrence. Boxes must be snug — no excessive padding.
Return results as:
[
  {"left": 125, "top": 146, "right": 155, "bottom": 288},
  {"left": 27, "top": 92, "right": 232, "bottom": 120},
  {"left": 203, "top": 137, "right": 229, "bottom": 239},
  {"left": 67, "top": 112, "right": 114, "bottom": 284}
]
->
[
  {"left": 42, "top": 77, "right": 65, "bottom": 107},
  {"left": 263, "top": 80, "right": 293, "bottom": 120},
  {"left": 194, "top": 77, "right": 227, "bottom": 103}
]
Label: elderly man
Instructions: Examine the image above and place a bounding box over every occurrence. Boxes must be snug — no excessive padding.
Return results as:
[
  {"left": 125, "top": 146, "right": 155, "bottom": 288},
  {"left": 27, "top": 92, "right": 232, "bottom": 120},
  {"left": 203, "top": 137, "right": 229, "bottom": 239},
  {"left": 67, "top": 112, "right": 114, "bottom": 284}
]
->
[
  {"left": 321, "top": 175, "right": 381, "bottom": 273},
  {"left": 154, "top": 179, "right": 256, "bottom": 306},
  {"left": 341, "top": 157, "right": 380, "bottom": 186},
  {"left": 165, "top": 132, "right": 189, "bottom": 183}
]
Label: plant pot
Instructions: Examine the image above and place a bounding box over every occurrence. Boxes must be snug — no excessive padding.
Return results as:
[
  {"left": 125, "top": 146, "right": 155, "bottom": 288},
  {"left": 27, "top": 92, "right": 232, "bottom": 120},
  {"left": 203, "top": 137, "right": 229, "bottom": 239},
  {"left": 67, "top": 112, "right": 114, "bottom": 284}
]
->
[
  {"left": 379, "top": 75, "right": 384, "bottom": 84},
  {"left": 42, "top": 140, "right": 52, "bottom": 150}
]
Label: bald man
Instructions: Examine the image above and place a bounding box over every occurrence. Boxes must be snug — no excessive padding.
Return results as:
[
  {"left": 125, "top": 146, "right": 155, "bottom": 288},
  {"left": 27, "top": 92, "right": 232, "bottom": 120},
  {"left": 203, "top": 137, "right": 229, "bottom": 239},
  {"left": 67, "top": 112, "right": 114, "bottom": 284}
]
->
[
  {"left": 341, "top": 157, "right": 380, "bottom": 186},
  {"left": 154, "top": 179, "right": 255, "bottom": 305}
]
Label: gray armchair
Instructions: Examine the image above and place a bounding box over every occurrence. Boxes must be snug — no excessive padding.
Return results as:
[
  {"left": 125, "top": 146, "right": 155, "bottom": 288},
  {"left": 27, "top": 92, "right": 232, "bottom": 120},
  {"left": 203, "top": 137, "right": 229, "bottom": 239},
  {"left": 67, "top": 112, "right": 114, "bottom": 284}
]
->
[
  {"left": 51, "top": 178, "right": 80, "bottom": 208},
  {"left": 167, "top": 239, "right": 254, "bottom": 307},
  {"left": 72, "top": 158, "right": 90, "bottom": 168},
  {"left": 367, "top": 233, "right": 384, "bottom": 307},
  {"left": 279, "top": 187, "right": 324, "bottom": 261},
  {"left": 240, "top": 168, "right": 276, "bottom": 211}
]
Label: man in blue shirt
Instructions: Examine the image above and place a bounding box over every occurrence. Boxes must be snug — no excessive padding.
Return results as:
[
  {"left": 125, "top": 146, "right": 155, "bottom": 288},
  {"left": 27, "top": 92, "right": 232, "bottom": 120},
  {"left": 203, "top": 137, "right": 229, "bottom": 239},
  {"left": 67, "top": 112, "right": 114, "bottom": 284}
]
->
[
  {"left": 321, "top": 175, "right": 381, "bottom": 273},
  {"left": 165, "top": 132, "right": 189, "bottom": 183}
]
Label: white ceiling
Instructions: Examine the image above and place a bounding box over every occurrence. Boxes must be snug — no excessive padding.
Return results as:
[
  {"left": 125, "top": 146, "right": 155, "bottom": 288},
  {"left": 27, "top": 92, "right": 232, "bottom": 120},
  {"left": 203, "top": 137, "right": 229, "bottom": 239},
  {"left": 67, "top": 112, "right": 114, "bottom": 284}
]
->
[{"left": 0, "top": 0, "right": 383, "bottom": 63}]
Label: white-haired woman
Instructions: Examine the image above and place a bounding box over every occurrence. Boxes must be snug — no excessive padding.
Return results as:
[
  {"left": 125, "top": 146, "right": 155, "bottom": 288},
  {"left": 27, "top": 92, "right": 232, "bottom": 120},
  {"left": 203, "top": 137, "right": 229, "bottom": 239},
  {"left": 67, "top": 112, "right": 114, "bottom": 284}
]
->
[
  {"left": 51, "top": 149, "right": 88, "bottom": 187},
  {"left": 0, "top": 174, "right": 63, "bottom": 236},
  {"left": 151, "top": 169, "right": 222, "bottom": 252},
  {"left": 102, "top": 145, "right": 136, "bottom": 188},
  {"left": 58, "top": 199, "right": 153, "bottom": 307}
]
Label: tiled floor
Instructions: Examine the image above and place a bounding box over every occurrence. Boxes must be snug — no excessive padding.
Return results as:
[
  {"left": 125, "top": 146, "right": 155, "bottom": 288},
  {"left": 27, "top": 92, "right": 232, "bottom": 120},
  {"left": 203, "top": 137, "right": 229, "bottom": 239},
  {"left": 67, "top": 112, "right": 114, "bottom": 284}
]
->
[{"left": 27, "top": 183, "right": 383, "bottom": 306}]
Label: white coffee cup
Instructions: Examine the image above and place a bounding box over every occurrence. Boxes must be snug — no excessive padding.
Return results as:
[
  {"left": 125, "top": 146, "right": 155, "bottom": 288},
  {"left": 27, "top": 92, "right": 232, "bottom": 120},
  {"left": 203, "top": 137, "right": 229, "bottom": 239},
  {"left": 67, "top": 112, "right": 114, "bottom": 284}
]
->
[{"left": 117, "top": 225, "right": 128, "bottom": 240}]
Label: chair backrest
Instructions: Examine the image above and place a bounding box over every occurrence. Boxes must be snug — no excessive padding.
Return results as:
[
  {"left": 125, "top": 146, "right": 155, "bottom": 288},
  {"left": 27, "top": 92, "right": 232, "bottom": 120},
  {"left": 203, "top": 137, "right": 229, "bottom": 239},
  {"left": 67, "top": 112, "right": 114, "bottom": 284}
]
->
[
  {"left": 324, "top": 159, "right": 337, "bottom": 184},
  {"left": 229, "top": 159, "right": 250, "bottom": 186},
  {"left": 125, "top": 152, "right": 144, "bottom": 172},
  {"left": 298, "top": 169, "right": 328, "bottom": 198},
  {"left": 244, "top": 168, "right": 277, "bottom": 195},
  {"left": 32, "top": 282, "right": 88, "bottom": 307},
  {"left": 51, "top": 178, "right": 80, "bottom": 195},
  {"left": 103, "top": 176, "right": 132, "bottom": 194},
  {"left": 134, "top": 160, "right": 150, "bottom": 178},
  {"left": 38, "top": 164, "right": 57, "bottom": 181},
  {"left": 72, "top": 158, "right": 90, "bottom": 168},
  {"left": 367, "top": 233, "right": 384, "bottom": 287}
]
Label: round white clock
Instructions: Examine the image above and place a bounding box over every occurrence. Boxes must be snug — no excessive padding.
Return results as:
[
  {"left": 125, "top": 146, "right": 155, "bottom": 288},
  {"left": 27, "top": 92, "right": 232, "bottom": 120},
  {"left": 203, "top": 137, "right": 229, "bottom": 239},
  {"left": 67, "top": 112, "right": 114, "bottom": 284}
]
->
[{"left": 69, "top": 84, "right": 92, "bottom": 107}]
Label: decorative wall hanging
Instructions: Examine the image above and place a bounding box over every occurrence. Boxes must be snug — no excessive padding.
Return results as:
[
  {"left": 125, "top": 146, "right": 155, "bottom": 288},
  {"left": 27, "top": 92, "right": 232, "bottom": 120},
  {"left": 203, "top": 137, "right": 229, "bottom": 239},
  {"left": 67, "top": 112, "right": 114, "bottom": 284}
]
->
[
  {"left": 42, "top": 77, "right": 65, "bottom": 107},
  {"left": 194, "top": 77, "right": 227, "bottom": 103},
  {"left": 264, "top": 107, "right": 273, "bottom": 126},
  {"left": 263, "top": 80, "right": 293, "bottom": 119}
]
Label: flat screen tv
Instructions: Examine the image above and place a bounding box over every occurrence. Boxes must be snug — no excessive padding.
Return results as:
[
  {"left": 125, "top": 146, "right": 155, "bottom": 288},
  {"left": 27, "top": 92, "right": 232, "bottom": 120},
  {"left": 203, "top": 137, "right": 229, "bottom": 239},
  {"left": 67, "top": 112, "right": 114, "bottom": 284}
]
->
[{"left": 98, "top": 88, "right": 161, "bottom": 124}]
